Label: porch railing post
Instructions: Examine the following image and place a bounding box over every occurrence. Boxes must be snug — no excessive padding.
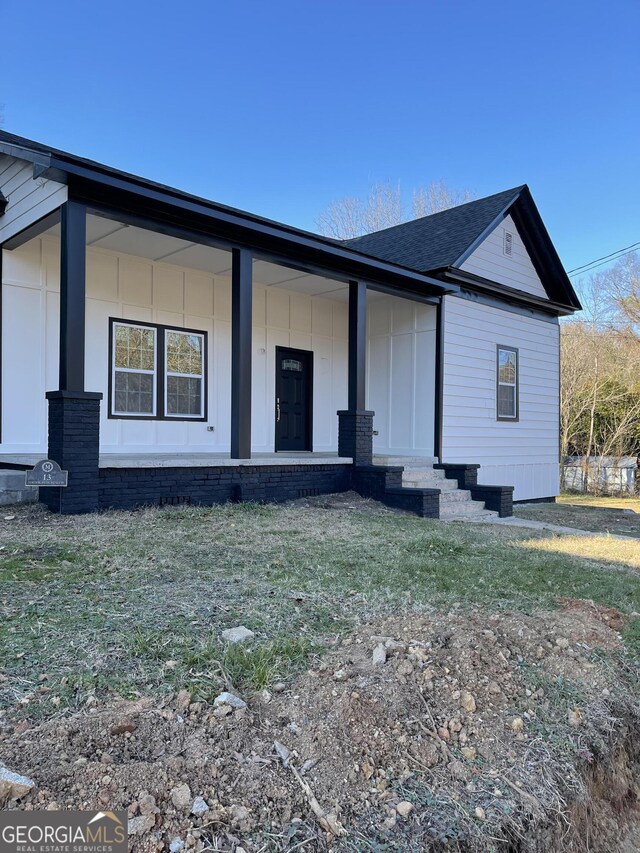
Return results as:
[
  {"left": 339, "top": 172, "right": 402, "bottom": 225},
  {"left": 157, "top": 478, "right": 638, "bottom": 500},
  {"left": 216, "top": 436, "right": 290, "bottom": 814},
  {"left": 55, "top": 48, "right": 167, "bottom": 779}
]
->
[{"left": 231, "top": 247, "right": 253, "bottom": 459}]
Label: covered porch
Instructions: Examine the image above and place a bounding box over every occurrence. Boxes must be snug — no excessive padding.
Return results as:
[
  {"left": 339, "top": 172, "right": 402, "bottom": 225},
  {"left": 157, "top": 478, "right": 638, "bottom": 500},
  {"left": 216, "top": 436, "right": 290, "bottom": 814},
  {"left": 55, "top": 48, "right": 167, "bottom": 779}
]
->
[{"left": 1, "top": 138, "right": 453, "bottom": 512}]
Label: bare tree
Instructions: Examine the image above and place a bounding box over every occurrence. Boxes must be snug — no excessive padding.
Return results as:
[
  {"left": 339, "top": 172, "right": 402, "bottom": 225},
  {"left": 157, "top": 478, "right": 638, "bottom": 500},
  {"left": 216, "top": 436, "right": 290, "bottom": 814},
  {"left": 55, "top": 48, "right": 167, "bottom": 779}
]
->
[
  {"left": 412, "top": 180, "right": 475, "bottom": 219},
  {"left": 316, "top": 179, "right": 476, "bottom": 239},
  {"left": 602, "top": 251, "right": 640, "bottom": 337}
]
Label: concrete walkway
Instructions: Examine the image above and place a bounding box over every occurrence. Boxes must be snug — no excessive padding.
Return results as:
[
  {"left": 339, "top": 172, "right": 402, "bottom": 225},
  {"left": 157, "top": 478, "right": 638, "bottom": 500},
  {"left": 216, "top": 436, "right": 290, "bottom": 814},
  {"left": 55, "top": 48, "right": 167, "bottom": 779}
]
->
[{"left": 459, "top": 513, "right": 639, "bottom": 541}]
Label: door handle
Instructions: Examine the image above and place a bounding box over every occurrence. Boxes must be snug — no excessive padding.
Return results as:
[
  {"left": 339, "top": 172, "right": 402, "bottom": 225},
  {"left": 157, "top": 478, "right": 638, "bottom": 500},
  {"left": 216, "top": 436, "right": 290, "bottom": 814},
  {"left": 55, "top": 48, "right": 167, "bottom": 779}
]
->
[{"left": 276, "top": 397, "right": 281, "bottom": 422}]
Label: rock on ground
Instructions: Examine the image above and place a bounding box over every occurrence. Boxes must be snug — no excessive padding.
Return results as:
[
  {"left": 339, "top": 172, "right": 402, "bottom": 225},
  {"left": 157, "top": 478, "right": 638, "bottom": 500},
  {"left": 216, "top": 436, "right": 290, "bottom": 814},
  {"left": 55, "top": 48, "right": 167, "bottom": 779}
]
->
[
  {"left": 213, "top": 692, "right": 247, "bottom": 710},
  {"left": 0, "top": 765, "right": 35, "bottom": 805},
  {"left": 221, "top": 626, "right": 255, "bottom": 644}
]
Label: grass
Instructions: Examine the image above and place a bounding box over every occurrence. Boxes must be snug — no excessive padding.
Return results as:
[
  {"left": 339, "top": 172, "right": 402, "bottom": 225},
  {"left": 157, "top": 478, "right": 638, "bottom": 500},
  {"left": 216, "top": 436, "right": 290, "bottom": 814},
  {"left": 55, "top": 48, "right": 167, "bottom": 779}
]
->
[
  {"left": 1, "top": 499, "right": 639, "bottom": 718},
  {"left": 515, "top": 493, "right": 640, "bottom": 538},
  {"left": 522, "top": 534, "right": 640, "bottom": 569}
]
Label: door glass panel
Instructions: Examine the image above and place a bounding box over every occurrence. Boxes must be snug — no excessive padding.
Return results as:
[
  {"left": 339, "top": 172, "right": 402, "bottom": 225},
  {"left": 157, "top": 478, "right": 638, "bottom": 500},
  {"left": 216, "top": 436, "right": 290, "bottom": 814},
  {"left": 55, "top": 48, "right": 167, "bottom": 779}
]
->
[{"left": 282, "top": 358, "right": 303, "bottom": 371}]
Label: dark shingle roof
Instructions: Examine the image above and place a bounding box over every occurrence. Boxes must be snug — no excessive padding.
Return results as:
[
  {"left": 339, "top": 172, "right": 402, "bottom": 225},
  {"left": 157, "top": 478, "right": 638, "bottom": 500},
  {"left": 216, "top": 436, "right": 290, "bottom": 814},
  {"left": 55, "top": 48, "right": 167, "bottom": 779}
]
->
[{"left": 345, "top": 187, "right": 525, "bottom": 272}]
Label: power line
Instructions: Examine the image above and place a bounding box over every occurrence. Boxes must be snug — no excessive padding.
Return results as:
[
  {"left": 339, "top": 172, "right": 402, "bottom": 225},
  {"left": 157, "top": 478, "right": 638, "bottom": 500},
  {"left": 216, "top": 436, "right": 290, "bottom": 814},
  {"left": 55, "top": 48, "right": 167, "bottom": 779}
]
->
[
  {"left": 568, "top": 246, "right": 640, "bottom": 278},
  {"left": 568, "top": 239, "right": 640, "bottom": 275}
]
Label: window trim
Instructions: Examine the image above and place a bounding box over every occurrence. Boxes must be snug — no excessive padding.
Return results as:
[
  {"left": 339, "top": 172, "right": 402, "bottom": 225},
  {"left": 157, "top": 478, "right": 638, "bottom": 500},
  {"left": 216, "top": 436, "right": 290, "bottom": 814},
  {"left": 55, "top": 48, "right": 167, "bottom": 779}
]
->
[
  {"left": 108, "top": 318, "right": 208, "bottom": 421},
  {"left": 496, "top": 344, "right": 519, "bottom": 422}
]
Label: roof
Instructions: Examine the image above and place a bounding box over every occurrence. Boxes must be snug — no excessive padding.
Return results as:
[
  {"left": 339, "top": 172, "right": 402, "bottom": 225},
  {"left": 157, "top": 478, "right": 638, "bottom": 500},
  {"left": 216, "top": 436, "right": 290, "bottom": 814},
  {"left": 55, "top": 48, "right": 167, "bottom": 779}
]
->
[
  {"left": 346, "top": 187, "right": 525, "bottom": 271},
  {"left": 0, "top": 131, "right": 580, "bottom": 312},
  {"left": 346, "top": 186, "right": 581, "bottom": 311},
  {"left": 0, "top": 130, "right": 456, "bottom": 300}
]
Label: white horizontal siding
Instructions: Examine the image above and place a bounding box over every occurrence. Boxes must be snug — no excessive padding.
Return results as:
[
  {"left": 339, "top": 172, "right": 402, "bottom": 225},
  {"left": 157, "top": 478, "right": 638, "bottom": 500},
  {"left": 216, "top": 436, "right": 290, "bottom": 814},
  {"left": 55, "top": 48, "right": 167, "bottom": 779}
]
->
[
  {"left": 0, "top": 155, "right": 67, "bottom": 244},
  {"left": 442, "top": 295, "right": 560, "bottom": 500},
  {"left": 461, "top": 213, "right": 548, "bottom": 299}
]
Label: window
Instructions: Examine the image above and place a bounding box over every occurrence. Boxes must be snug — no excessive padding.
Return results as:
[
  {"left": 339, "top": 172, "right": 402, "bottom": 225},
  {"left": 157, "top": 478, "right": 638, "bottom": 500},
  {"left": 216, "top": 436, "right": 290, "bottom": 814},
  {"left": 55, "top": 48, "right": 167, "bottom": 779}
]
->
[
  {"left": 165, "top": 330, "right": 205, "bottom": 418},
  {"left": 112, "top": 322, "right": 157, "bottom": 416},
  {"left": 497, "top": 346, "right": 518, "bottom": 420},
  {"left": 110, "top": 320, "right": 207, "bottom": 420}
]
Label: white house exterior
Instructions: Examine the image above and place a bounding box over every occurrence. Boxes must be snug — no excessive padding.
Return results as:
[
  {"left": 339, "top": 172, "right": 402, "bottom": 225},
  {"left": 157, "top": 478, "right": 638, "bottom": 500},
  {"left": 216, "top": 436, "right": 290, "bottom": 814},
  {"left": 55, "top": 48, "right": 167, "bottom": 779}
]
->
[{"left": 0, "top": 132, "right": 580, "bottom": 515}]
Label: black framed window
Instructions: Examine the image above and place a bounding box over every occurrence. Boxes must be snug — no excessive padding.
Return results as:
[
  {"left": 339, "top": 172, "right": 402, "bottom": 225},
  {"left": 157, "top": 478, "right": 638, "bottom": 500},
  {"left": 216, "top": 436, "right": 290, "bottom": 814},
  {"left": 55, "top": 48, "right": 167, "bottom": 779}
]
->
[
  {"left": 109, "top": 319, "right": 207, "bottom": 420},
  {"left": 496, "top": 345, "right": 518, "bottom": 421}
]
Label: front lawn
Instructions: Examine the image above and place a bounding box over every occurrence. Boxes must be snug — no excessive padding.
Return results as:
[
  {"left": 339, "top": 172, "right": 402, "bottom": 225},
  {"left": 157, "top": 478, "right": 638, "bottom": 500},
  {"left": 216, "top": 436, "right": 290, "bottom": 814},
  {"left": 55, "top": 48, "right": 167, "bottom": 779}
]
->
[{"left": 1, "top": 496, "right": 639, "bottom": 717}]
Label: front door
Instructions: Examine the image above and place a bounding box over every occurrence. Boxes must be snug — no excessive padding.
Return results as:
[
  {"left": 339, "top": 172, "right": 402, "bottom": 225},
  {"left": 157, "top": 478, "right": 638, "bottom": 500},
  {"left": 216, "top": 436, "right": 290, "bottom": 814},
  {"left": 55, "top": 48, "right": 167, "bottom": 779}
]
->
[{"left": 275, "top": 347, "right": 313, "bottom": 452}]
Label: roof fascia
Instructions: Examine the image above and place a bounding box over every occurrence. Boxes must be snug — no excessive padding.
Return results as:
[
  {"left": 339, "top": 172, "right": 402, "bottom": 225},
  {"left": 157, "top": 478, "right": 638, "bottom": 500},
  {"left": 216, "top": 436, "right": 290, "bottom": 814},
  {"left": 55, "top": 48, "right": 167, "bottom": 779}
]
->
[
  {"left": 509, "top": 192, "right": 582, "bottom": 310},
  {"left": 440, "top": 268, "right": 577, "bottom": 316}
]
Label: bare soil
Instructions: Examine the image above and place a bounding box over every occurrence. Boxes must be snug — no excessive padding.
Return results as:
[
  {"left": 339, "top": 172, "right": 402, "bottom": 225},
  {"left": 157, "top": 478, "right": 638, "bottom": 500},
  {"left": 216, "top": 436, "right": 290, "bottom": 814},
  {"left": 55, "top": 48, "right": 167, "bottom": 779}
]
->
[{"left": 2, "top": 606, "right": 639, "bottom": 852}]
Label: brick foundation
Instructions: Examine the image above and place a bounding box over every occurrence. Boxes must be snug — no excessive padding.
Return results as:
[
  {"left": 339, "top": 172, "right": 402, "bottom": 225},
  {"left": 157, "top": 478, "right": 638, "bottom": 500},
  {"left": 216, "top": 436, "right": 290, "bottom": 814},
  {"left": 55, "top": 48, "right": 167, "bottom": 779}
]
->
[{"left": 98, "top": 464, "right": 351, "bottom": 510}]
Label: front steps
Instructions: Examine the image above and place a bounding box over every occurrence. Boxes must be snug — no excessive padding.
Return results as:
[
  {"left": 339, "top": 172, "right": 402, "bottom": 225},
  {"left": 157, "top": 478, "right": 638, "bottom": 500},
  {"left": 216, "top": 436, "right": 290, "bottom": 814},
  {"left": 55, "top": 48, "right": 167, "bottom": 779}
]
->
[
  {"left": 0, "top": 469, "right": 38, "bottom": 506},
  {"left": 372, "top": 457, "right": 500, "bottom": 520}
]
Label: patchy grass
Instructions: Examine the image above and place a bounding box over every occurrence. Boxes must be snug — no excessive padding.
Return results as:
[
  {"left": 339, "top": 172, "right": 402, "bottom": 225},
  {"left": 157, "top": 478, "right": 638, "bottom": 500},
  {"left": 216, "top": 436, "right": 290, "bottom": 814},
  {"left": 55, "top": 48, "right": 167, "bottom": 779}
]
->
[
  {"left": 522, "top": 534, "right": 640, "bottom": 570},
  {"left": 0, "top": 499, "right": 639, "bottom": 719},
  {"left": 560, "top": 494, "right": 640, "bottom": 512},
  {"left": 515, "top": 494, "right": 640, "bottom": 538}
]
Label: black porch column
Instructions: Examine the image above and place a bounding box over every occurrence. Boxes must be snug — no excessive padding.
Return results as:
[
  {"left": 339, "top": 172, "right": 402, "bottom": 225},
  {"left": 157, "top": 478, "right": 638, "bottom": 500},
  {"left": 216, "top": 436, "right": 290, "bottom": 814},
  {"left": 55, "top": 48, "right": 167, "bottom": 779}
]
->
[
  {"left": 41, "top": 201, "right": 102, "bottom": 514},
  {"left": 348, "top": 280, "right": 366, "bottom": 411},
  {"left": 231, "top": 247, "right": 252, "bottom": 459},
  {"left": 59, "top": 200, "right": 87, "bottom": 391},
  {"left": 338, "top": 280, "right": 374, "bottom": 465}
]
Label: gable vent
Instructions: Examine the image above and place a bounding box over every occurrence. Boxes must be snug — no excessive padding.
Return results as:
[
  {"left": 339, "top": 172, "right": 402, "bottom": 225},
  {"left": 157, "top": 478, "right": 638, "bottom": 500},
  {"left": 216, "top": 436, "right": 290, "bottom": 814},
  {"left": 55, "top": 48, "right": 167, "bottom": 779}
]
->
[{"left": 503, "top": 230, "right": 513, "bottom": 257}]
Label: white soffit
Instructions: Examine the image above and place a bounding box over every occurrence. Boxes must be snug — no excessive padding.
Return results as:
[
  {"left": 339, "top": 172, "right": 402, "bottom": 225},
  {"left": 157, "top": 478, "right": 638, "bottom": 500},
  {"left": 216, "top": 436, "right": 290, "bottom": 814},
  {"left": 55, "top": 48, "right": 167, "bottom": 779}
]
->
[{"left": 155, "top": 243, "right": 232, "bottom": 274}]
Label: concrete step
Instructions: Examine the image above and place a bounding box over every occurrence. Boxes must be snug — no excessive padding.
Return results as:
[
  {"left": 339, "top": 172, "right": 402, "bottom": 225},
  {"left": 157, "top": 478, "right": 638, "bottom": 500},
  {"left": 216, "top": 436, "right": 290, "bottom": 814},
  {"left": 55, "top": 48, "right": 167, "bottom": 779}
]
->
[
  {"left": 401, "top": 467, "right": 446, "bottom": 480},
  {"left": 437, "top": 489, "right": 473, "bottom": 503},
  {"left": 439, "top": 501, "right": 498, "bottom": 520},
  {"left": 373, "top": 456, "right": 437, "bottom": 467},
  {"left": 0, "top": 471, "right": 28, "bottom": 488},
  {"left": 0, "top": 469, "right": 38, "bottom": 506},
  {"left": 402, "top": 474, "right": 458, "bottom": 490}
]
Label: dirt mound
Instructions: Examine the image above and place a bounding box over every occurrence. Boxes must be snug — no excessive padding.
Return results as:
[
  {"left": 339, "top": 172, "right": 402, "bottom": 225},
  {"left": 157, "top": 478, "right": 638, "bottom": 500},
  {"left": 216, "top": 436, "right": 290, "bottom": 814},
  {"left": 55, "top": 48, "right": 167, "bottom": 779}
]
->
[{"left": 1, "top": 608, "right": 638, "bottom": 852}]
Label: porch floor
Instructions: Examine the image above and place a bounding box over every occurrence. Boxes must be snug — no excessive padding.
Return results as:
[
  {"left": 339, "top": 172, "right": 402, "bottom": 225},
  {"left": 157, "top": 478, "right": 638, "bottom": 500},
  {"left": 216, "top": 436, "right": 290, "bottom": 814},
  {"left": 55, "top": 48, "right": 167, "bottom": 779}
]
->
[{"left": 0, "top": 452, "right": 353, "bottom": 470}]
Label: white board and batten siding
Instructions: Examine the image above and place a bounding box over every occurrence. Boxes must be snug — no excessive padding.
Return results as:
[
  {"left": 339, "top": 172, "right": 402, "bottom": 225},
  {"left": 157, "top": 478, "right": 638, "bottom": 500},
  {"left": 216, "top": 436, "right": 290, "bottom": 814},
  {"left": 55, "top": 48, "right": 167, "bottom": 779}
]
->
[
  {"left": 366, "top": 295, "right": 437, "bottom": 457},
  {"left": 0, "top": 155, "right": 67, "bottom": 244},
  {"left": 461, "top": 214, "right": 548, "bottom": 300},
  {"left": 442, "top": 294, "right": 560, "bottom": 501},
  {"left": 1, "top": 235, "right": 349, "bottom": 454}
]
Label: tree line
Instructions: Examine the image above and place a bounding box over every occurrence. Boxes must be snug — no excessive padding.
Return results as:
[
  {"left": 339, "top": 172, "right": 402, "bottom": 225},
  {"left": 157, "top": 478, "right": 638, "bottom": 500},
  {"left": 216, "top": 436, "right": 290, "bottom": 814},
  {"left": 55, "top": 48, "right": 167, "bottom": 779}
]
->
[{"left": 561, "top": 252, "right": 640, "bottom": 490}]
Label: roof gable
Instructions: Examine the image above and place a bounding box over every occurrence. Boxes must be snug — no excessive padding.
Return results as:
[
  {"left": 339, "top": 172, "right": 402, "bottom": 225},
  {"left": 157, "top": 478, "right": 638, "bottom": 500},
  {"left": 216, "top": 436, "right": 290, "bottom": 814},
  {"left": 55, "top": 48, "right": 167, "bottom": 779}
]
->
[
  {"left": 460, "top": 213, "right": 548, "bottom": 299},
  {"left": 346, "top": 186, "right": 581, "bottom": 312}
]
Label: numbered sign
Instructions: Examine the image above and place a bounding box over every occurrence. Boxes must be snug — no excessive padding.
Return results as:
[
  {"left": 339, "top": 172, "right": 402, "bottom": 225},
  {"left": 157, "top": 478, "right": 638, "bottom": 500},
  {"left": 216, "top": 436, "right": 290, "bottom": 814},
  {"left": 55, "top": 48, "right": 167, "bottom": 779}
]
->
[{"left": 25, "top": 459, "right": 68, "bottom": 487}]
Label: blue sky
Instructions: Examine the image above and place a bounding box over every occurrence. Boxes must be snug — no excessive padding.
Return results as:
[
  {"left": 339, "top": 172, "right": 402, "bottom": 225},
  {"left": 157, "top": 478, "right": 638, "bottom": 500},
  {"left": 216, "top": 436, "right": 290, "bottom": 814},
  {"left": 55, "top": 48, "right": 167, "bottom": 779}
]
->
[{"left": 2, "top": 0, "right": 639, "bottom": 276}]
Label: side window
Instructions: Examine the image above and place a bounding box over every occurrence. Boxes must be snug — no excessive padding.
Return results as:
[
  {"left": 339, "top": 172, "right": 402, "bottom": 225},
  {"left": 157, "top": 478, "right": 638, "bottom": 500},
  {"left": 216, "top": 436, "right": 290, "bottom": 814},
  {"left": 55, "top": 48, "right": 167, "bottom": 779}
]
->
[{"left": 497, "top": 346, "right": 518, "bottom": 420}]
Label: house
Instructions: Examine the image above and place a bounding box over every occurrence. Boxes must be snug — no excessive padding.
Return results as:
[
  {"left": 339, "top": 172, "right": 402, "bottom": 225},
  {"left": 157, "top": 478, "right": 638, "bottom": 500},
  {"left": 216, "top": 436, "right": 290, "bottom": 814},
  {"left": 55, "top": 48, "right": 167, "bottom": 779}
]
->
[{"left": 0, "top": 132, "right": 581, "bottom": 516}]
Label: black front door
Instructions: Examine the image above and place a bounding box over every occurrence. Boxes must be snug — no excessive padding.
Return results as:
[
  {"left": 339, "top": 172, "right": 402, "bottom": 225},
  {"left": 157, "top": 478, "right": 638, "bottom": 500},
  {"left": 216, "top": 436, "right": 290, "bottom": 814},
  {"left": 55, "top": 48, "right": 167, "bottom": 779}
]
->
[{"left": 275, "top": 347, "right": 313, "bottom": 452}]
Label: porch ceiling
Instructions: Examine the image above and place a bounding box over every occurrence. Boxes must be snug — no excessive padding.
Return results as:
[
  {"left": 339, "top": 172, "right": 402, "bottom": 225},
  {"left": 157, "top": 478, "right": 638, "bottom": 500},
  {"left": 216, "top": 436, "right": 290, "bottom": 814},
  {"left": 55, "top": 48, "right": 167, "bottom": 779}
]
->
[{"left": 43, "top": 215, "right": 391, "bottom": 301}]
